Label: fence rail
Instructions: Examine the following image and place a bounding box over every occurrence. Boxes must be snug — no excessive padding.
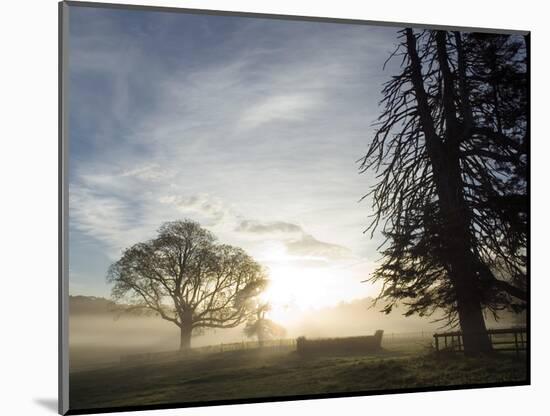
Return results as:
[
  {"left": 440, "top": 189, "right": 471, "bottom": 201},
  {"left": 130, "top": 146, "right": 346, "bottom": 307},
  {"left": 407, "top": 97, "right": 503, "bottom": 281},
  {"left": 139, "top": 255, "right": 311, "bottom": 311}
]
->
[
  {"left": 120, "top": 328, "right": 523, "bottom": 364},
  {"left": 433, "top": 327, "right": 527, "bottom": 355},
  {"left": 120, "top": 338, "right": 297, "bottom": 364},
  {"left": 195, "top": 338, "right": 297, "bottom": 354},
  {"left": 120, "top": 333, "right": 433, "bottom": 364}
]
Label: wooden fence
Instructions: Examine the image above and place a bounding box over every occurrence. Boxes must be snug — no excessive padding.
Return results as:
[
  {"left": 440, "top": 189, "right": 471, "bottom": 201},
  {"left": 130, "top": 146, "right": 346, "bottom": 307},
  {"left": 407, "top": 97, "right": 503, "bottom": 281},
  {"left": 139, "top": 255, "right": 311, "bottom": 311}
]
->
[
  {"left": 433, "top": 327, "right": 527, "bottom": 355},
  {"left": 120, "top": 338, "right": 297, "bottom": 364},
  {"left": 195, "top": 338, "right": 297, "bottom": 354},
  {"left": 122, "top": 328, "right": 526, "bottom": 364},
  {"left": 119, "top": 332, "right": 433, "bottom": 364}
]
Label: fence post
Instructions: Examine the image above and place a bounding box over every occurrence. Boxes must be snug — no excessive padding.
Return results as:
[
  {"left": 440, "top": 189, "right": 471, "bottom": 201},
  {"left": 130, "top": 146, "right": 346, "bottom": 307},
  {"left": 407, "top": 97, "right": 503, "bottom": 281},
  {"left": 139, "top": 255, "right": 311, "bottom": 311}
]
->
[
  {"left": 514, "top": 332, "right": 519, "bottom": 358},
  {"left": 520, "top": 331, "right": 524, "bottom": 349},
  {"left": 434, "top": 335, "right": 439, "bottom": 353}
]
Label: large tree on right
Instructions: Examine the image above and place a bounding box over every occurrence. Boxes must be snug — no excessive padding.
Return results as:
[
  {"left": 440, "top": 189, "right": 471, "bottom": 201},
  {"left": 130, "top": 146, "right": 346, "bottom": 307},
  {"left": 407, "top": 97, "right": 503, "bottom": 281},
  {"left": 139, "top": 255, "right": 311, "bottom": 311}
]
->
[{"left": 360, "top": 29, "right": 528, "bottom": 354}]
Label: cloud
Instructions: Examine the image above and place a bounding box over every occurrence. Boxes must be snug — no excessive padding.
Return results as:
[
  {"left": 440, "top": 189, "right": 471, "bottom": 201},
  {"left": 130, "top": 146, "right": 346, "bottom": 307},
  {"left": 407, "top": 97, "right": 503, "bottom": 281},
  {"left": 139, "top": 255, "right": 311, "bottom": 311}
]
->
[
  {"left": 235, "top": 220, "right": 302, "bottom": 235},
  {"left": 285, "top": 233, "right": 353, "bottom": 260},
  {"left": 120, "top": 164, "right": 176, "bottom": 182},
  {"left": 239, "top": 93, "right": 321, "bottom": 130},
  {"left": 236, "top": 219, "right": 353, "bottom": 261},
  {"left": 159, "top": 194, "right": 230, "bottom": 225},
  {"left": 69, "top": 186, "right": 146, "bottom": 254}
]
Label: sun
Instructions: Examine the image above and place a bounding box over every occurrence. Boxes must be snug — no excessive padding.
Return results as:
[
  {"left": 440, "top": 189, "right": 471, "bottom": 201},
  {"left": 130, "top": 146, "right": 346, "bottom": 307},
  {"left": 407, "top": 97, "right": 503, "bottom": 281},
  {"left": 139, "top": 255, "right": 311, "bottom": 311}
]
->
[
  {"left": 258, "top": 256, "right": 372, "bottom": 326},
  {"left": 253, "top": 240, "right": 376, "bottom": 326}
]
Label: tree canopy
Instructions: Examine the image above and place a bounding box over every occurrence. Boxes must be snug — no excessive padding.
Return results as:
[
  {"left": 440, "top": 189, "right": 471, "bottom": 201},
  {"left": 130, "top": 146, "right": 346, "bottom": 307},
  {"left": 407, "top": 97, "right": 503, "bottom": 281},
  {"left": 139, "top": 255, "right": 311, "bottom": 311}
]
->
[
  {"left": 360, "top": 29, "right": 527, "bottom": 353},
  {"left": 107, "top": 220, "right": 268, "bottom": 349},
  {"left": 243, "top": 304, "right": 286, "bottom": 347}
]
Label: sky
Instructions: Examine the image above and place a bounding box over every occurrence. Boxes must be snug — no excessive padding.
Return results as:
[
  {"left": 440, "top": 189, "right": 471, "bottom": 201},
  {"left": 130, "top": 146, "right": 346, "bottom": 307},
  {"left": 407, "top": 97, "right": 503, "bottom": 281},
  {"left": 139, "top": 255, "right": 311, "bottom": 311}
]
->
[{"left": 67, "top": 5, "right": 402, "bottom": 322}]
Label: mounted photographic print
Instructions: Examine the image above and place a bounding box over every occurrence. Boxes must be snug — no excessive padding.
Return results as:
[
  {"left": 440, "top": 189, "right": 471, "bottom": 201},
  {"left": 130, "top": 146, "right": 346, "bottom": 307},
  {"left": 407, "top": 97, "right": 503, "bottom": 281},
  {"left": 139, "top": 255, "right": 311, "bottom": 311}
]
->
[{"left": 59, "top": 1, "right": 530, "bottom": 414}]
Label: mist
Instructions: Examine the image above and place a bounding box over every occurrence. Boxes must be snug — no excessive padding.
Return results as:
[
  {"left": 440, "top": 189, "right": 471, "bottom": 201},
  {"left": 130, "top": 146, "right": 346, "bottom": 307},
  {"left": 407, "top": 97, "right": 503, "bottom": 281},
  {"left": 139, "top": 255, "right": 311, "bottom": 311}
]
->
[{"left": 69, "top": 296, "right": 524, "bottom": 371}]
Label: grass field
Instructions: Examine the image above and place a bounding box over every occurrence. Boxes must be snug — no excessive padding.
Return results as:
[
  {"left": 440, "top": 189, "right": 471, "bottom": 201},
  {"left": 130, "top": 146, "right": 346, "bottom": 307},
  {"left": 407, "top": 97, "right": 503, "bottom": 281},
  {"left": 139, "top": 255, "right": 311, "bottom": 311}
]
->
[{"left": 69, "top": 338, "right": 528, "bottom": 411}]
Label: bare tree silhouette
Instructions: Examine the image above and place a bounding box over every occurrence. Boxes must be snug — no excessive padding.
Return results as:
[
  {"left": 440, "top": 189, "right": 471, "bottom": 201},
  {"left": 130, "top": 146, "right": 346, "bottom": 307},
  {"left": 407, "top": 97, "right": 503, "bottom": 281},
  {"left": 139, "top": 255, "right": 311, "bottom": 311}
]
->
[
  {"left": 107, "top": 220, "right": 268, "bottom": 350},
  {"left": 360, "top": 29, "right": 527, "bottom": 354}
]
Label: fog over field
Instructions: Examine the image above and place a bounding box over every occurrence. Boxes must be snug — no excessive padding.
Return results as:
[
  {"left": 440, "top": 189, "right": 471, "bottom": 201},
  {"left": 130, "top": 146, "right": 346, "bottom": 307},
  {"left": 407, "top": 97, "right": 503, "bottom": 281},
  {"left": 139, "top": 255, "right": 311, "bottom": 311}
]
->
[{"left": 69, "top": 296, "right": 524, "bottom": 370}]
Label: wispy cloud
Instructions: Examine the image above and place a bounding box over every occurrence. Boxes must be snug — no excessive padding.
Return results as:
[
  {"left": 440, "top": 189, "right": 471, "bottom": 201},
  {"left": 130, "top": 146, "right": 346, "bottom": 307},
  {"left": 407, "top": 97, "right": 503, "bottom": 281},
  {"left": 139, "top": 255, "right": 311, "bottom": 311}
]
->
[
  {"left": 69, "top": 186, "right": 141, "bottom": 254},
  {"left": 239, "top": 93, "right": 322, "bottom": 130},
  {"left": 235, "top": 220, "right": 302, "bottom": 235},
  {"left": 120, "top": 164, "right": 176, "bottom": 182},
  {"left": 285, "top": 233, "right": 352, "bottom": 260},
  {"left": 235, "top": 219, "right": 353, "bottom": 261},
  {"left": 67, "top": 7, "right": 397, "bottom": 297},
  {"left": 159, "top": 194, "right": 232, "bottom": 225}
]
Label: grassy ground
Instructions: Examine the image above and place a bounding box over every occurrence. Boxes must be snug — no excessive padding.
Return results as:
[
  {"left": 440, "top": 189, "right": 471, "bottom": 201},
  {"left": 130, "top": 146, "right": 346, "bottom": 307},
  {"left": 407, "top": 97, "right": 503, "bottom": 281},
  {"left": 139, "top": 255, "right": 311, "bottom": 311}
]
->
[{"left": 69, "top": 340, "right": 527, "bottom": 411}]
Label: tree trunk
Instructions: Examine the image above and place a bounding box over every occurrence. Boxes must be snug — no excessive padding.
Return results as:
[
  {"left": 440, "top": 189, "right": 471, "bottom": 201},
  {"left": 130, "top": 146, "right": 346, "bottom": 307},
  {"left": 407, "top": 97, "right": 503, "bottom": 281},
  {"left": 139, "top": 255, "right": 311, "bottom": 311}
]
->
[
  {"left": 444, "top": 219, "right": 493, "bottom": 354},
  {"left": 434, "top": 146, "right": 493, "bottom": 355},
  {"left": 406, "top": 29, "right": 493, "bottom": 354},
  {"left": 178, "top": 309, "right": 194, "bottom": 351},
  {"left": 435, "top": 31, "right": 492, "bottom": 355},
  {"left": 179, "top": 325, "right": 192, "bottom": 351},
  {"left": 455, "top": 284, "right": 493, "bottom": 354}
]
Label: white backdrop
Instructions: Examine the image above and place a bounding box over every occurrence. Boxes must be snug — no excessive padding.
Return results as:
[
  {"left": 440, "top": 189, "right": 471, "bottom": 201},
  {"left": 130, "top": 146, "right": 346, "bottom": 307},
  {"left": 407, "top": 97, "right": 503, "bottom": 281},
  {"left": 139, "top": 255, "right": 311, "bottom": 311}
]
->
[{"left": 0, "top": 0, "right": 547, "bottom": 415}]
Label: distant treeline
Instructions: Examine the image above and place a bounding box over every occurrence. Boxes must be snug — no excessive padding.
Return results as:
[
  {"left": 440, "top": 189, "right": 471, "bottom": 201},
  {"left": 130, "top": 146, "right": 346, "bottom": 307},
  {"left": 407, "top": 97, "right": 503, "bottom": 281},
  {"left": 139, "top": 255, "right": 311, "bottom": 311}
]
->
[
  {"left": 69, "top": 295, "right": 525, "bottom": 332},
  {"left": 69, "top": 295, "right": 125, "bottom": 315}
]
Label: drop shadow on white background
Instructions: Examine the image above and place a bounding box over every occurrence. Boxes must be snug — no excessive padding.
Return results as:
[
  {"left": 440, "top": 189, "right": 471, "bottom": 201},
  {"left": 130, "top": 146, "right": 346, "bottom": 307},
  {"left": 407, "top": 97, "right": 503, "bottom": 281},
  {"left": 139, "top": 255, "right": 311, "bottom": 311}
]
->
[{"left": 34, "top": 398, "right": 58, "bottom": 414}]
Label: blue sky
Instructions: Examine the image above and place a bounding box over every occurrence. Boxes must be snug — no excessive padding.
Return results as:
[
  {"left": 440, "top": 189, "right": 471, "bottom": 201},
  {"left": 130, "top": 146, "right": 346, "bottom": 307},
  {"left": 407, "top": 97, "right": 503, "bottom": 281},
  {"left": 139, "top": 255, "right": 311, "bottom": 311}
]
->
[{"left": 67, "top": 4, "right": 401, "bottom": 312}]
